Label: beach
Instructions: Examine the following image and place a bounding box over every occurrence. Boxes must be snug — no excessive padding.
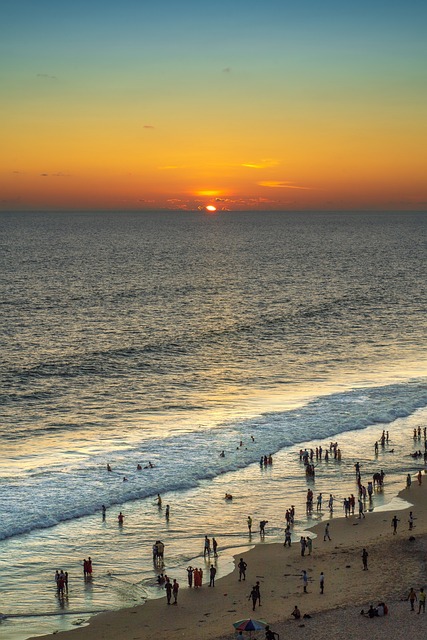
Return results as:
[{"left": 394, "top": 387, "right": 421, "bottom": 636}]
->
[
  {"left": 30, "top": 470, "right": 427, "bottom": 640},
  {"left": 1, "top": 212, "right": 426, "bottom": 640}
]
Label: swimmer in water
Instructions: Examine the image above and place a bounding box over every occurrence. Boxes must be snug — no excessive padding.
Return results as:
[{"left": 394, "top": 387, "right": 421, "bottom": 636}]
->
[
  {"left": 123, "top": 476, "right": 128, "bottom": 482},
  {"left": 137, "top": 464, "right": 142, "bottom": 470},
  {"left": 107, "top": 463, "right": 112, "bottom": 472},
  {"left": 225, "top": 493, "right": 233, "bottom": 500},
  {"left": 220, "top": 451, "right": 225, "bottom": 458},
  {"left": 165, "top": 505, "right": 170, "bottom": 519}
]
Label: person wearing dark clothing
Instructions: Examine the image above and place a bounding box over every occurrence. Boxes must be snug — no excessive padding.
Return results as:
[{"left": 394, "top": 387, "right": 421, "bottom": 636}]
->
[
  {"left": 238, "top": 558, "right": 247, "bottom": 581},
  {"left": 209, "top": 565, "right": 216, "bottom": 587},
  {"left": 362, "top": 548, "right": 368, "bottom": 570}
]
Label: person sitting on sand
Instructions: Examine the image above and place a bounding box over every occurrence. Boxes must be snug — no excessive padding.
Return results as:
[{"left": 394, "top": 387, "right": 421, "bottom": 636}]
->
[
  {"left": 366, "top": 604, "right": 378, "bottom": 617},
  {"left": 291, "top": 605, "right": 301, "bottom": 619}
]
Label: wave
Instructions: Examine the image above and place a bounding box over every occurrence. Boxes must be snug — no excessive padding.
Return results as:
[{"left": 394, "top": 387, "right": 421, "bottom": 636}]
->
[
  {"left": 0, "top": 379, "right": 426, "bottom": 542},
  {"left": 0, "top": 289, "right": 403, "bottom": 394}
]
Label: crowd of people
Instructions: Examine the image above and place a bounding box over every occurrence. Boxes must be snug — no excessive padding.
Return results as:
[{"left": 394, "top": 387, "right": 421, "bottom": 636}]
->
[{"left": 60, "top": 424, "right": 426, "bottom": 640}]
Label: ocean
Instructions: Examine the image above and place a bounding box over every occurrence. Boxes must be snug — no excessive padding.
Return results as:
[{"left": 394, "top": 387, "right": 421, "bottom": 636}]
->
[{"left": 0, "top": 210, "right": 426, "bottom": 638}]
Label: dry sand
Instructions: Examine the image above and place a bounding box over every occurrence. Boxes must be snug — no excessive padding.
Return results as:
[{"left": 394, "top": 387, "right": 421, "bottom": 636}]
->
[{"left": 32, "top": 477, "right": 427, "bottom": 640}]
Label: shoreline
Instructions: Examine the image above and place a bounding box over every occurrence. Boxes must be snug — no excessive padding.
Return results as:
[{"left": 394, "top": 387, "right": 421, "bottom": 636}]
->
[{"left": 26, "top": 469, "right": 427, "bottom": 640}]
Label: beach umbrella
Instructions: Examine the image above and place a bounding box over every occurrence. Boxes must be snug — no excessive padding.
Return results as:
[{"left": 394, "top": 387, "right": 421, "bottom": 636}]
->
[{"left": 233, "top": 618, "right": 267, "bottom": 637}]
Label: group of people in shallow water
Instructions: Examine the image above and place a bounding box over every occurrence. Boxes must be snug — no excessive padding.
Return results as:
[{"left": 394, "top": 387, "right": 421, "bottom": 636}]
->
[
  {"left": 54, "top": 557, "right": 92, "bottom": 597},
  {"left": 106, "top": 461, "right": 156, "bottom": 482},
  {"left": 260, "top": 453, "right": 274, "bottom": 467},
  {"left": 152, "top": 541, "right": 165, "bottom": 565},
  {"left": 54, "top": 569, "right": 69, "bottom": 596},
  {"left": 299, "top": 443, "right": 342, "bottom": 479}
]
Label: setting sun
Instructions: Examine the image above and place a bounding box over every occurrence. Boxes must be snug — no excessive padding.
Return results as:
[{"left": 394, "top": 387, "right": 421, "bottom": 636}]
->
[{"left": 206, "top": 205, "right": 217, "bottom": 212}]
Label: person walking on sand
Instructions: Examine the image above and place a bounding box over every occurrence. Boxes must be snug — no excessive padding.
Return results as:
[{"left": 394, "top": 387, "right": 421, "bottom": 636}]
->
[
  {"left": 172, "top": 578, "right": 179, "bottom": 604},
  {"left": 417, "top": 470, "right": 422, "bottom": 485},
  {"left": 418, "top": 588, "right": 426, "bottom": 613},
  {"left": 249, "top": 585, "right": 258, "bottom": 611},
  {"left": 302, "top": 569, "right": 308, "bottom": 593},
  {"left": 300, "top": 536, "right": 306, "bottom": 557},
  {"left": 165, "top": 578, "right": 172, "bottom": 604},
  {"left": 209, "top": 564, "right": 216, "bottom": 587},
  {"left": 247, "top": 515, "right": 252, "bottom": 533},
  {"left": 320, "top": 571, "right": 325, "bottom": 594},
  {"left": 407, "top": 473, "right": 412, "bottom": 488},
  {"left": 306, "top": 536, "right": 312, "bottom": 555},
  {"left": 238, "top": 558, "right": 247, "bottom": 581},
  {"left": 254, "top": 581, "right": 262, "bottom": 607},
  {"left": 408, "top": 587, "right": 417, "bottom": 611},
  {"left": 324, "top": 522, "right": 331, "bottom": 541},
  {"left": 408, "top": 511, "right": 414, "bottom": 530},
  {"left": 391, "top": 515, "right": 400, "bottom": 534},
  {"left": 358, "top": 498, "right": 365, "bottom": 519},
  {"left": 362, "top": 548, "right": 369, "bottom": 570}
]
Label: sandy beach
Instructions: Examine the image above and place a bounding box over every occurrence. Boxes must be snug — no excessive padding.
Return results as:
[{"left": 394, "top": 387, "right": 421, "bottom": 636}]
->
[{"left": 31, "top": 469, "right": 427, "bottom": 640}]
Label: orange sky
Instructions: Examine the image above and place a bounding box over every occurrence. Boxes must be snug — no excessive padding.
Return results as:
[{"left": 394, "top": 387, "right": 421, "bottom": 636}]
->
[{"left": 2, "top": 1, "right": 426, "bottom": 211}]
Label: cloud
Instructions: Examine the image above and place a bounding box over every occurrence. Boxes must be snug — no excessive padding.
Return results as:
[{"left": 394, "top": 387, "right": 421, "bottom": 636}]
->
[
  {"left": 258, "top": 180, "right": 312, "bottom": 190},
  {"left": 143, "top": 125, "right": 155, "bottom": 129},
  {"left": 39, "top": 172, "right": 71, "bottom": 177},
  {"left": 242, "top": 159, "right": 280, "bottom": 169},
  {"left": 37, "top": 73, "right": 57, "bottom": 80},
  {"left": 158, "top": 165, "right": 185, "bottom": 170}
]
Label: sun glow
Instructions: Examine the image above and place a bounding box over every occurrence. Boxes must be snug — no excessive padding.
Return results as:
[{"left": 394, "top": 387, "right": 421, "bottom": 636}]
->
[{"left": 206, "top": 205, "right": 217, "bottom": 212}]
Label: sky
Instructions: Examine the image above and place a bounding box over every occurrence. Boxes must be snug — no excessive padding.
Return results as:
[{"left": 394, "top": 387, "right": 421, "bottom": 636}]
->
[{"left": 1, "top": 0, "right": 426, "bottom": 212}]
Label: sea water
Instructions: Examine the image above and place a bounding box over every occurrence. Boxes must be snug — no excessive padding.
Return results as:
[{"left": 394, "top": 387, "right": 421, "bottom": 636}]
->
[{"left": 0, "top": 211, "right": 426, "bottom": 639}]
